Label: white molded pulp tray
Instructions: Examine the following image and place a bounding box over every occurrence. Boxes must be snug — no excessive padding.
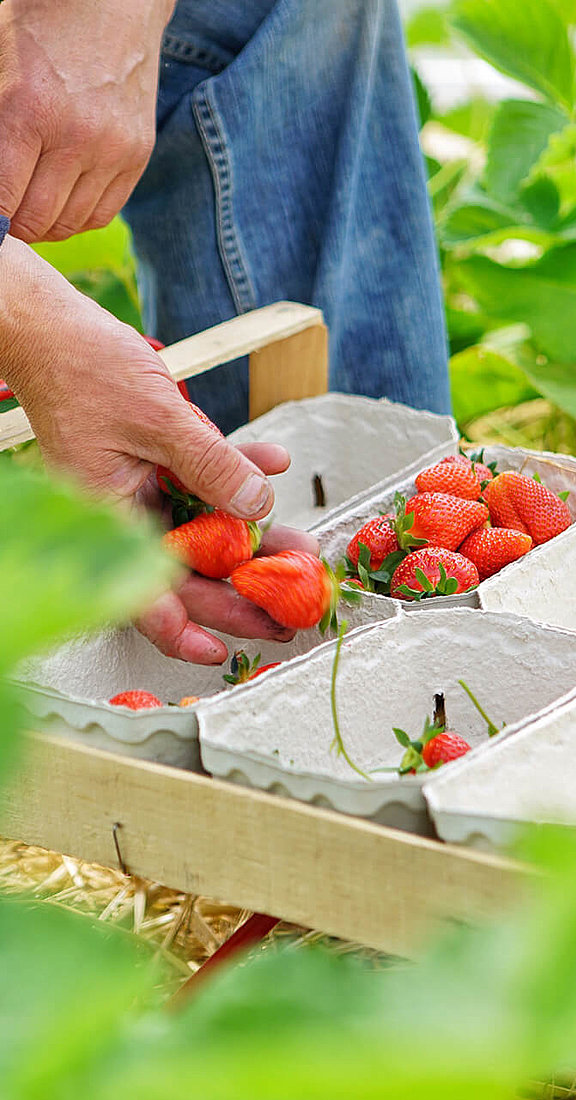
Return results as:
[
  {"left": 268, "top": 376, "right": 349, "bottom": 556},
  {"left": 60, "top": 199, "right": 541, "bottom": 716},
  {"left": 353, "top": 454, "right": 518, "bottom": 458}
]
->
[
  {"left": 15, "top": 595, "right": 399, "bottom": 770},
  {"left": 313, "top": 444, "right": 576, "bottom": 630},
  {"left": 229, "top": 393, "right": 458, "bottom": 529},
  {"left": 197, "top": 609, "right": 576, "bottom": 834},
  {"left": 424, "top": 689, "right": 576, "bottom": 851}
]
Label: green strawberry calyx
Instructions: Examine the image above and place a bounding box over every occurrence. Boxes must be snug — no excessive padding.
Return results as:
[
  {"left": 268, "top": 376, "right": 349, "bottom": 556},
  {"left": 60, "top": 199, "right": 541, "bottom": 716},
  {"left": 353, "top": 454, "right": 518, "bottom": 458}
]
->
[
  {"left": 223, "top": 649, "right": 261, "bottom": 686},
  {"left": 248, "top": 521, "right": 262, "bottom": 554},
  {"left": 394, "top": 561, "right": 477, "bottom": 602},
  {"left": 346, "top": 542, "right": 407, "bottom": 596},
  {"left": 392, "top": 492, "right": 428, "bottom": 551},
  {"left": 392, "top": 716, "right": 443, "bottom": 775}
]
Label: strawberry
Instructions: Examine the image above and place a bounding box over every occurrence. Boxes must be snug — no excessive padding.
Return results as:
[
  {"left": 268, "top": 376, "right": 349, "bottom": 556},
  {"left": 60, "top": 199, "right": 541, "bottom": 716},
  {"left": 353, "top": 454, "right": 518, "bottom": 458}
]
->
[
  {"left": 441, "top": 452, "right": 495, "bottom": 484},
  {"left": 393, "top": 704, "right": 471, "bottom": 774},
  {"left": 0, "top": 379, "right": 14, "bottom": 402},
  {"left": 395, "top": 492, "right": 488, "bottom": 552},
  {"left": 163, "top": 510, "right": 261, "bottom": 579},
  {"left": 422, "top": 731, "right": 472, "bottom": 768},
  {"left": 223, "top": 649, "right": 282, "bottom": 685},
  {"left": 458, "top": 527, "right": 533, "bottom": 579},
  {"left": 415, "top": 461, "right": 483, "bottom": 501},
  {"left": 483, "top": 471, "right": 572, "bottom": 545},
  {"left": 390, "top": 547, "right": 479, "bottom": 600},
  {"left": 231, "top": 551, "right": 338, "bottom": 630},
  {"left": 346, "top": 516, "right": 399, "bottom": 570},
  {"left": 109, "top": 691, "right": 163, "bottom": 710},
  {"left": 178, "top": 695, "right": 200, "bottom": 706}
]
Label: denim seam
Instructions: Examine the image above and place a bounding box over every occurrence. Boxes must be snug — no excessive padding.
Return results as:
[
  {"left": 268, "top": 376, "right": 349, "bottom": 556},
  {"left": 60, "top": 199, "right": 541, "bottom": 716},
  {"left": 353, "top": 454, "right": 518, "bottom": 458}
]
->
[
  {"left": 192, "top": 85, "right": 257, "bottom": 315},
  {"left": 161, "top": 34, "right": 228, "bottom": 74}
]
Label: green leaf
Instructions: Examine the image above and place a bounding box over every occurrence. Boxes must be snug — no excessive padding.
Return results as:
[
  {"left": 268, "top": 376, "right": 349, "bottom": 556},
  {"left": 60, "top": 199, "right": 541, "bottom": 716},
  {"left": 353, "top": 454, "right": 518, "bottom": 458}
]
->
[
  {"left": 449, "top": 344, "right": 539, "bottom": 427},
  {"left": 406, "top": 5, "right": 452, "bottom": 48},
  {"left": 457, "top": 245, "right": 576, "bottom": 362},
  {"left": 519, "top": 175, "right": 561, "bottom": 226},
  {"left": 411, "top": 66, "right": 432, "bottom": 129},
  {"left": 0, "top": 396, "right": 19, "bottom": 413},
  {"left": 437, "top": 98, "right": 496, "bottom": 144},
  {"left": 0, "top": 462, "right": 175, "bottom": 670},
  {"left": 450, "top": 0, "right": 575, "bottom": 111},
  {"left": 484, "top": 99, "right": 567, "bottom": 205},
  {"left": 440, "top": 188, "right": 523, "bottom": 248},
  {"left": 33, "top": 219, "right": 135, "bottom": 279},
  {"left": 0, "top": 896, "right": 160, "bottom": 1099},
  {"left": 504, "top": 340, "right": 576, "bottom": 418}
]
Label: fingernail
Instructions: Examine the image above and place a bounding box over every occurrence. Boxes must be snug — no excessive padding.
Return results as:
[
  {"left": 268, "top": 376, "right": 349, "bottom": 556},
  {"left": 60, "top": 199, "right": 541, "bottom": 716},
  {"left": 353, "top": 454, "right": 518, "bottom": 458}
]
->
[{"left": 230, "top": 474, "right": 272, "bottom": 517}]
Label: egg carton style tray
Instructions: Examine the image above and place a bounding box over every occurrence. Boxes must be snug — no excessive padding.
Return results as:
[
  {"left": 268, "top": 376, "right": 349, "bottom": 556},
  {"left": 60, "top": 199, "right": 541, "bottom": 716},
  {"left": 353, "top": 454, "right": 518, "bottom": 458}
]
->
[
  {"left": 229, "top": 393, "right": 457, "bottom": 530},
  {"left": 424, "top": 688, "right": 576, "bottom": 852},
  {"left": 311, "top": 443, "right": 576, "bottom": 630},
  {"left": 196, "top": 609, "right": 576, "bottom": 835},
  {"left": 13, "top": 590, "right": 400, "bottom": 770}
]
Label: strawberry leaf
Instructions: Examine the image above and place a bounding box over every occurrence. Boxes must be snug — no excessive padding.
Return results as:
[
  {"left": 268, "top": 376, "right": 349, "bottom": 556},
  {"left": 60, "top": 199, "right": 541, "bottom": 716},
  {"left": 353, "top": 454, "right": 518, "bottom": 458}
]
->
[
  {"left": 414, "top": 567, "right": 434, "bottom": 593},
  {"left": 559, "top": 490, "right": 570, "bottom": 501},
  {"left": 393, "top": 727, "right": 411, "bottom": 748}
]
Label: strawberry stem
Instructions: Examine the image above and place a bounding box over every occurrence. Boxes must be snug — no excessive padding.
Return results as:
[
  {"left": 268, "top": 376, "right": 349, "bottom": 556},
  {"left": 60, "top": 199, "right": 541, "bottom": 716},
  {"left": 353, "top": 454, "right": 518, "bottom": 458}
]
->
[
  {"left": 458, "top": 679, "right": 500, "bottom": 737},
  {"left": 330, "top": 621, "right": 371, "bottom": 780}
]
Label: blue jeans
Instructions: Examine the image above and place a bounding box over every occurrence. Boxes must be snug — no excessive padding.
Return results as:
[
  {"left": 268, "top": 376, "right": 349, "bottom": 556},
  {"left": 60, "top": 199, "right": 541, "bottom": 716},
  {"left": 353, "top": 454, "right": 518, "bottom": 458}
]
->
[{"left": 123, "top": 0, "right": 450, "bottom": 434}]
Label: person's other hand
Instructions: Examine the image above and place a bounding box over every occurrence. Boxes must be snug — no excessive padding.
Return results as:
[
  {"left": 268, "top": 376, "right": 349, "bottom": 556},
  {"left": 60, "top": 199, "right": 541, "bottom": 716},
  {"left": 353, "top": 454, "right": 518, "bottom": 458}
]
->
[
  {"left": 1, "top": 237, "right": 318, "bottom": 662},
  {"left": 0, "top": 0, "right": 174, "bottom": 242}
]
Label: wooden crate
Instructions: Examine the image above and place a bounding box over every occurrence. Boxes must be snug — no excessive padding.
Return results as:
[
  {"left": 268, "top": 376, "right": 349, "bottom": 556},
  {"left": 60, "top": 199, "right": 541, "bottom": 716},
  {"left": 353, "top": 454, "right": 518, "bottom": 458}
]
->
[{"left": 0, "top": 301, "right": 525, "bottom": 957}]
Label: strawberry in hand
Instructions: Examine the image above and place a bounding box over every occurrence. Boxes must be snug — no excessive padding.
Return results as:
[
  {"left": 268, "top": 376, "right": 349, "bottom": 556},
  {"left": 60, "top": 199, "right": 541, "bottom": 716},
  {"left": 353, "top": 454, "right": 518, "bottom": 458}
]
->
[
  {"left": 390, "top": 547, "right": 479, "bottom": 601},
  {"left": 231, "top": 550, "right": 342, "bottom": 631},
  {"left": 163, "top": 509, "right": 261, "bottom": 580}
]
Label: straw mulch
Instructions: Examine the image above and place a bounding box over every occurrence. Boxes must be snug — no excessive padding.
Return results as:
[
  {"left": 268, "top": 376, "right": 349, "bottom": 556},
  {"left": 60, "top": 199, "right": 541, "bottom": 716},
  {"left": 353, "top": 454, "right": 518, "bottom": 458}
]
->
[{"left": 0, "top": 836, "right": 384, "bottom": 999}]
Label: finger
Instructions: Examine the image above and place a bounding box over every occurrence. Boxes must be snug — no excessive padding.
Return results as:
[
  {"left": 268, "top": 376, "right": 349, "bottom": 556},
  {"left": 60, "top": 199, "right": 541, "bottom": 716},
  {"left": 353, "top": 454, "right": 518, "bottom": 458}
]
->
[
  {"left": 161, "top": 408, "right": 275, "bottom": 520},
  {"left": 235, "top": 442, "right": 291, "bottom": 476},
  {"left": 40, "top": 167, "right": 116, "bottom": 242},
  {"left": 10, "top": 150, "right": 82, "bottom": 242},
  {"left": 136, "top": 590, "right": 228, "bottom": 665},
  {"left": 259, "top": 525, "right": 320, "bottom": 557},
  {"left": 81, "top": 168, "right": 145, "bottom": 232},
  {"left": 0, "top": 132, "right": 42, "bottom": 221},
  {"left": 177, "top": 574, "right": 295, "bottom": 641}
]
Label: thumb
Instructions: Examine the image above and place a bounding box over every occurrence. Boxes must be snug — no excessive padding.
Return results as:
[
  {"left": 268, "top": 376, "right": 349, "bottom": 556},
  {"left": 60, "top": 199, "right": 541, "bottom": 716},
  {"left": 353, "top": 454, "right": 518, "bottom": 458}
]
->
[{"left": 162, "top": 405, "right": 275, "bottom": 520}]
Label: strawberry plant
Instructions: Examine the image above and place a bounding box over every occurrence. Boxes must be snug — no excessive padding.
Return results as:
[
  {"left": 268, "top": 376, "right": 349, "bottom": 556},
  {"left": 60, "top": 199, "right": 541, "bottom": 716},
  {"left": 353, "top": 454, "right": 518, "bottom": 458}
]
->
[{"left": 408, "top": 0, "right": 576, "bottom": 446}]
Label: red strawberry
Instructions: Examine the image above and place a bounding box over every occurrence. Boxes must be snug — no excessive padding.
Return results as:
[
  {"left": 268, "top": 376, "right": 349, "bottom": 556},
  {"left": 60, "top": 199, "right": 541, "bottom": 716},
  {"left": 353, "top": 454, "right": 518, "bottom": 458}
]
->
[
  {"left": 441, "top": 453, "right": 495, "bottom": 484},
  {"left": 484, "top": 471, "right": 572, "bottom": 545},
  {"left": 163, "top": 510, "right": 261, "bottom": 579},
  {"left": 422, "top": 731, "right": 472, "bottom": 768},
  {"left": 0, "top": 379, "right": 14, "bottom": 402},
  {"left": 346, "top": 516, "right": 399, "bottom": 570},
  {"left": 390, "top": 547, "right": 479, "bottom": 600},
  {"left": 109, "top": 691, "right": 163, "bottom": 710},
  {"left": 416, "top": 461, "right": 482, "bottom": 501},
  {"left": 223, "top": 649, "right": 282, "bottom": 685},
  {"left": 393, "top": 714, "right": 471, "bottom": 774},
  {"left": 459, "top": 527, "right": 533, "bottom": 579},
  {"left": 397, "top": 492, "right": 488, "bottom": 551},
  {"left": 178, "top": 695, "right": 200, "bottom": 706},
  {"left": 231, "top": 551, "right": 337, "bottom": 630},
  {"left": 156, "top": 466, "right": 190, "bottom": 496}
]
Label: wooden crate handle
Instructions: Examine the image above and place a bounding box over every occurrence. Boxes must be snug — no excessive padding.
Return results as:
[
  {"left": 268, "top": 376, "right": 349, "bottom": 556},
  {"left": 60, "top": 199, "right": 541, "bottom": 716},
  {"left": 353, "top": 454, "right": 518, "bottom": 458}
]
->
[{"left": 0, "top": 301, "right": 328, "bottom": 452}]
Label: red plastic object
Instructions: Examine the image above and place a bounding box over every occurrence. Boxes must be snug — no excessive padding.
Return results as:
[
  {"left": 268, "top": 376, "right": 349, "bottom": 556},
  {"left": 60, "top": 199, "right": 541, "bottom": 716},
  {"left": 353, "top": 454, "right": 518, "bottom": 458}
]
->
[
  {"left": 171, "top": 913, "right": 280, "bottom": 1006},
  {"left": 144, "top": 334, "right": 189, "bottom": 401}
]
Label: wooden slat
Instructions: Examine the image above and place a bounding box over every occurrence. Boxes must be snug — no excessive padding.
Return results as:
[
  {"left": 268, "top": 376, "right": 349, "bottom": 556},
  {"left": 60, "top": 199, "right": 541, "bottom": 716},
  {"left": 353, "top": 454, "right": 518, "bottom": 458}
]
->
[
  {"left": 249, "top": 323, "right": 329, "bottom": 421},
  {"left": 162, "top": 301, "right": 324, "bottom": 383},
  {"left": 1, "top": 733, "right": 527, "bottom": 957},
  {"left": 0, "top": 302, "right": 325, "bottom": 452}
]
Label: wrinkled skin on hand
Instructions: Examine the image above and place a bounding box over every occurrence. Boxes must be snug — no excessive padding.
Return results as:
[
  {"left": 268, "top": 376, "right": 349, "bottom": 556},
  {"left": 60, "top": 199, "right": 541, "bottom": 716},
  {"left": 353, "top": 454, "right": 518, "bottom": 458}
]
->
[
  {"left": 0, "top": 237, "right": 319, "bottom": 663},
  {"left": 0, "top": 0, "right": 174, "bottom": 241}
]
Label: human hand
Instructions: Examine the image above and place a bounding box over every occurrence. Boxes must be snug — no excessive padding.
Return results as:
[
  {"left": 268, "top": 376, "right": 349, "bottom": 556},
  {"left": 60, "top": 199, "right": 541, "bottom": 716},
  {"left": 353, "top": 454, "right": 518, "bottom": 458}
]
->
[
  {"left": 0, "top": 0, "right": 174, "bottom": 242},
  {"left": 1, "top": 237, "right": 316, "bottom": 662}
]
